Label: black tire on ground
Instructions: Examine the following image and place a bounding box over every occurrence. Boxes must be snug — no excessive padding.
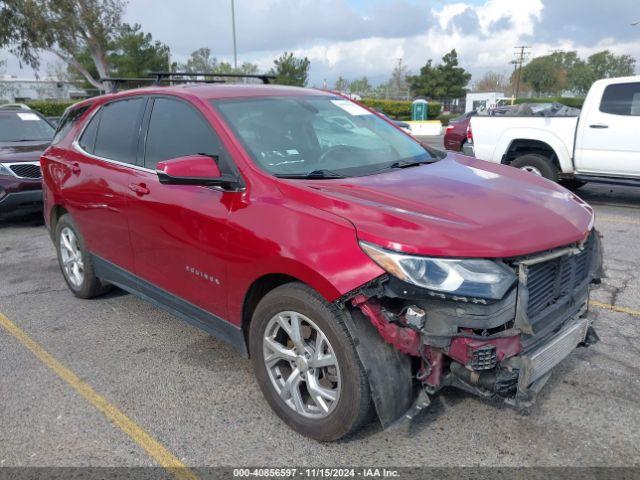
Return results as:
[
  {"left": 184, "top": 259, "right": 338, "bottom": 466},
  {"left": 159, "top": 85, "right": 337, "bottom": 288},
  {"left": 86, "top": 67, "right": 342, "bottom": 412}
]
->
[
  {"left": 54, "top": 213, "right": 111, "bottom": 299},
  {"left": 560, "top": 179, "right": 586, "bottom": 191},
  {"left": 249, "top": 282, "right": 372, "bottom": 441},
  {"left": 511, "top": 153, "right": 558, "bottom": 182}
]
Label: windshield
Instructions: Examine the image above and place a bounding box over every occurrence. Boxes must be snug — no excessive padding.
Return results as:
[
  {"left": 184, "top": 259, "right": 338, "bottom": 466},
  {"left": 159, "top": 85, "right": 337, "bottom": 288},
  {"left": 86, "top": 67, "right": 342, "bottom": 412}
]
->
[
  {"left": 0, "top": 112, "right": 54, "bottom": 142},
  {"left": 213, "top": 95, "right": 433, "bottom": 178}
]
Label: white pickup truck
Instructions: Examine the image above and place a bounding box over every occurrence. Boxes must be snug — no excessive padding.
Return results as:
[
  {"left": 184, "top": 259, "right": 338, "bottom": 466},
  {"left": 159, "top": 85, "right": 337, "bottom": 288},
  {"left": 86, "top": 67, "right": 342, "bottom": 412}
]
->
[{"left": 467, "top": 76, "right": 640, "bottom": 188}]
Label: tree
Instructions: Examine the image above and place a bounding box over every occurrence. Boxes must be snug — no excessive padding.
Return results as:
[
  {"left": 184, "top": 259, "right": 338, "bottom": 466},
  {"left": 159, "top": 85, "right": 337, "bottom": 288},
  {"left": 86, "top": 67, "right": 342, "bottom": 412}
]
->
[
  {"left": 180, "top": 47, "right": 219, "bottom": 73},
  {"left": 349, "top": 76, "right": 371, "bottom": 94},
  {"left": 109, "top": 23, "right": 169, "bottom": 78},
  {"left": 0, "top": 0, "right": 126, "bottom": 90},
  {"left": 387, "top": 58, "right": 410, "bottom": 94},
  {"left": 270, "top": 52, "right": 310, "bottom": 87},
  {"left": 69, "top": 23, "right": 170, "bottom": 88},
  {"left": 334, "top": 76, "right": 349, "bottom": 92},
  {"left": 587, "top": 50, "right": 636, "bottom": 79},
  {"left": 521, "top": 56, "right": 565, "bottom": 95},
  {"left": 473, "top": 71, "right": 509, "bottom": 93},
  {"left": 519, "top": 50, "right": 637, "bottom": 96},
  {"left": 409, "top": 49, "right": 471, "bottom": 98},
  {"left": 178, "top": 48, "right": 259, "bottom": 81}
]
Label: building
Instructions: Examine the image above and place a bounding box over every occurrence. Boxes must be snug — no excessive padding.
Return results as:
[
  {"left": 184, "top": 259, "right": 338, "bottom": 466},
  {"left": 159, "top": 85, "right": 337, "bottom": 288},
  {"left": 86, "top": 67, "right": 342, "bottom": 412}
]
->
[
  {"left": 0, "top": 75, "right": 88, "bottom": 103},
  {"left": 465, "top": 92, "right": 508, "bottom": 113}
]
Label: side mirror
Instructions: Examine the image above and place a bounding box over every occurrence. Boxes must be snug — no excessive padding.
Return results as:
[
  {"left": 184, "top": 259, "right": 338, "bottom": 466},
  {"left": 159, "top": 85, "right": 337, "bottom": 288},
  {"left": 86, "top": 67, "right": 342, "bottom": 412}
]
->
[{"left": 156, "top": 154, "right": 240, "bottom": 189}]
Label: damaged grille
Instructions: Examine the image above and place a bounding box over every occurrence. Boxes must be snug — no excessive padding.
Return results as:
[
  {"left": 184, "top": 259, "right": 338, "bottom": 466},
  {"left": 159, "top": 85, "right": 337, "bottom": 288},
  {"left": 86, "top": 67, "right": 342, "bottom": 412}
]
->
[{"left": 524, "top": 233, "right": 594, "bottom": 325}]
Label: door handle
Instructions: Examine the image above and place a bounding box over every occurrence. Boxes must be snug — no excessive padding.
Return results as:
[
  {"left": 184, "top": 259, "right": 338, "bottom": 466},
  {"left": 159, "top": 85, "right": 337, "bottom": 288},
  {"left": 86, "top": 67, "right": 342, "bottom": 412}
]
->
[
  {"left": 128, "top": 183, "right": 150, "bottom": 196},
  {"left": 589, "top": 124, "right": 609, "bottom": 129},
  {"left": 71, "top": 162, "right": 81, "bottom": 174}
]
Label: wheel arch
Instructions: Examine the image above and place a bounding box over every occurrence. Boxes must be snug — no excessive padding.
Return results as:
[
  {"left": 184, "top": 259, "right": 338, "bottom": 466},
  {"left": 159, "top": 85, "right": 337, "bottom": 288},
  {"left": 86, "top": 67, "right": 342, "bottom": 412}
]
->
[
  {"left": 241, "top": 273, "right": 302, "bottom": 354},
  {"left": 495, "top": 130, "right": 573, "bottom": 173},
  {"left": 49, "top": 204, "right": 69, "bottom": 240}
]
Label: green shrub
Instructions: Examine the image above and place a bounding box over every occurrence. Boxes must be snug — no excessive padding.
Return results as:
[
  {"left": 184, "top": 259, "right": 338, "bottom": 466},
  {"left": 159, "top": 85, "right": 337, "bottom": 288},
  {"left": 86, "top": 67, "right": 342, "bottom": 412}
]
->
[
  {"left": 360, "top": 98, "right": 442, "bottom": 120},
  {"left": 25, "top": 100, "right": 79, "bottom": 117},
  {"left": 437, "top": 113, "right": 457, "bottom": 126},
  {"left": 514, "top": 97, "right": 584, "bottom": 109}
]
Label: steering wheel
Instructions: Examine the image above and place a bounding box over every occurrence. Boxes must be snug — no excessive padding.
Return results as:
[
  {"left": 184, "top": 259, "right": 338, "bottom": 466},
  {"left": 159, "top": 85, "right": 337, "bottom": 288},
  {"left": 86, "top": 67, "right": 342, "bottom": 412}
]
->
[{"left": 317, "top": 144, "right": 355, "bottom": 164}]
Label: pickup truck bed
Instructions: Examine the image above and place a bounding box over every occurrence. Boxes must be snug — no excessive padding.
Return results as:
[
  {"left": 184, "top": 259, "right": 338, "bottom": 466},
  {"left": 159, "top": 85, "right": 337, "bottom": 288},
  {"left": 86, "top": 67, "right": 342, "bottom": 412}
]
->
[{"left": 467, "top": 76, "right": 640, "bottom": 187}]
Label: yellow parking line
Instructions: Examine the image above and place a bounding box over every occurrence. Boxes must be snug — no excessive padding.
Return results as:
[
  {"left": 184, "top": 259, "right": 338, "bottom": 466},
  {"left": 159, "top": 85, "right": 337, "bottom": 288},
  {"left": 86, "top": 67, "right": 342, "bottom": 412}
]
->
[
  {"left": 597, "top": 215, "right": 640, "bottom": 225},
  {"left": 590, "top": 300, "right": 640, "bottom": 317},
  {"left": 0, "top": 312, "right": 199, "bottom": 480}
]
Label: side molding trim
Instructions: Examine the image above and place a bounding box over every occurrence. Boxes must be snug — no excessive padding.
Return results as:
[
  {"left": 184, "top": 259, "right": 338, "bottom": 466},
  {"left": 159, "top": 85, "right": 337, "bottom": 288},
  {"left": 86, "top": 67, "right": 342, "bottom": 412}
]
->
[{"left": 92, "top": 255, "right": 248, "bottom": 357}]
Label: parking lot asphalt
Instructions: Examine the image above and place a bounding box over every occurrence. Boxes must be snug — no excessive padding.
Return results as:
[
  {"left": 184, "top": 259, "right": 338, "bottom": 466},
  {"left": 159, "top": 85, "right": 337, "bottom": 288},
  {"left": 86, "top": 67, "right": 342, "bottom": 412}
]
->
[{"left": 1, "top": 136, "right": 639, "bottom": 471}]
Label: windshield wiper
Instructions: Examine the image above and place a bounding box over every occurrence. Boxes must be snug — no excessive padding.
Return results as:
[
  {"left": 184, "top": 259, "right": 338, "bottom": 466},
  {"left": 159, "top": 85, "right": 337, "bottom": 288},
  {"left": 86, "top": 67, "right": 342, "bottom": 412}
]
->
[
  {"left": 274, "top": 169, "right": 345, "bottom": 179},
  {"left": 364, "top": 158, "right": 434, "bottom": 176},
  {"left": 388, "top": 160, "right": 424, "bottom": 168}
]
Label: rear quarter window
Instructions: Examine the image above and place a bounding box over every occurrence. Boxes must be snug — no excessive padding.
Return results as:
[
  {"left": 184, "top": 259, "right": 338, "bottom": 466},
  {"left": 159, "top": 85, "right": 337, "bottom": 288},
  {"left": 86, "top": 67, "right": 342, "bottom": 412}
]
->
[{"left": 52, "top": 105, "right": 90, "bottom": 145}]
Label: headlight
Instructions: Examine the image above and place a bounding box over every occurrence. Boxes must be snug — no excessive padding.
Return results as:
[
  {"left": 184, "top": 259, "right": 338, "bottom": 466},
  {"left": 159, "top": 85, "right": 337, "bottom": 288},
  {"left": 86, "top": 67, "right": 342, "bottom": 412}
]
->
[
  {"left": 0, "top": 163, "right": 13, "bottom": 177},
  {"left": 360, "top": 241, "right": 516, "bottom": 300}
]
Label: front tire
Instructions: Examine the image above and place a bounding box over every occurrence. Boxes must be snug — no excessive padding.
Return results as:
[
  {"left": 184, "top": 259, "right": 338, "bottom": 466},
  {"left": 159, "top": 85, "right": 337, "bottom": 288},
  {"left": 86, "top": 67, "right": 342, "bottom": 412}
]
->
[
  {"left": 511, "top": 153, "right": 558, "bottom": 182},
  {"left": 55, "top": 214, "right": 110, "bottom": 299},
  {"left": 249, "top": 283, "right": 372, "bottom": 441}
]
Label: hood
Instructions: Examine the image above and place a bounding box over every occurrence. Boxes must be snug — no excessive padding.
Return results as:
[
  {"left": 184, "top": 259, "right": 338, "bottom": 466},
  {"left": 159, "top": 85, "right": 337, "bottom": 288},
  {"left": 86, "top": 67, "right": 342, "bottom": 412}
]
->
[
  {"left": 285, "top": 154, "right": 593, "bottom": 258},
  {"left": 0, "top": 141, "right": 49, "bottom": 163}
]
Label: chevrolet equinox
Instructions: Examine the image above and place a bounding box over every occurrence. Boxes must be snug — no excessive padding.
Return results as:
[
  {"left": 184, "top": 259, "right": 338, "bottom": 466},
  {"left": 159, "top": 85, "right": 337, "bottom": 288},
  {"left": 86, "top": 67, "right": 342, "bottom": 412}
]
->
[{"left": 41, "top": 84, "right": 603, "bottom": 441}]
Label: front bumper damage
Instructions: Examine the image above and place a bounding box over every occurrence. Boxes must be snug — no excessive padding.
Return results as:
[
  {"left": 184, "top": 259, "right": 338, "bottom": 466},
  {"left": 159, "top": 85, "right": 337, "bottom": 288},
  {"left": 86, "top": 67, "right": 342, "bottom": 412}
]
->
[{"left": 340, "top": 230, "right": 604, "bottom": 425}]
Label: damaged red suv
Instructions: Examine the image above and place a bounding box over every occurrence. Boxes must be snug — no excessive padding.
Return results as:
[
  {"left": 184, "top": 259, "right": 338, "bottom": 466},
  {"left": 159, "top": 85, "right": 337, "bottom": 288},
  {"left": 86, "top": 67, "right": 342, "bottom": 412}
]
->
[{"left": 41, "top": 84, "right": 603, "bottom": 441}]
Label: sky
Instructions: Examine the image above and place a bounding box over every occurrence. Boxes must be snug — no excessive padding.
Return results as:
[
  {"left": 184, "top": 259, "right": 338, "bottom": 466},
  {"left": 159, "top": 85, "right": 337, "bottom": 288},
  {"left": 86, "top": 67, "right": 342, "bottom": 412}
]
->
[{"left": 2, "top": 0, "right": 639, "bottom": 87}]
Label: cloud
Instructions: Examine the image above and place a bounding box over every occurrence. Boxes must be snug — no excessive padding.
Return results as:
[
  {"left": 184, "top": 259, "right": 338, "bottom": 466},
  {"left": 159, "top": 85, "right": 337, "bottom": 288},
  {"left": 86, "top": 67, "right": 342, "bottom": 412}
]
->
[
  {"left": 531, "top": 0, "right": 640, "bottom": 46},
  {"left": 2, "top": 0, "right": 638, "bottom": 88}
]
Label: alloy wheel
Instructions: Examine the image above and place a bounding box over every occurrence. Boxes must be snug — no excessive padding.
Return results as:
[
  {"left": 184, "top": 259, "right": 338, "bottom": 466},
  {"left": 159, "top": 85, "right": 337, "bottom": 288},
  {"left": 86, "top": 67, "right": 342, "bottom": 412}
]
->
[
  {"left": 262, "top": 311, "right": 341, "bottom": 419},
  {"left": 59, "top": 227, "right": 85, "bottom": 288}
]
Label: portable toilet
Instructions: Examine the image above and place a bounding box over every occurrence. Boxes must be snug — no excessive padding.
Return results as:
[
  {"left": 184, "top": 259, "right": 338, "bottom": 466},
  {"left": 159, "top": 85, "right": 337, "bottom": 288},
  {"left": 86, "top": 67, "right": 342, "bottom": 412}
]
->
[{"left": 411, "top": 99, "right": 429, "bottom": 121}]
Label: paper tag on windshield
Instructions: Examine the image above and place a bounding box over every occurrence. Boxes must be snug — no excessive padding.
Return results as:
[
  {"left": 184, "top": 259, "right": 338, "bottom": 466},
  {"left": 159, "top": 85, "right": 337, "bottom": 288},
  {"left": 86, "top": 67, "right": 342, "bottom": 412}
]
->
[
  {"left": 17, "top": 113, "right": 40, "bottom": 121},
  {"left": 331, "top": 99, "right": 371, "bottom": 116}
]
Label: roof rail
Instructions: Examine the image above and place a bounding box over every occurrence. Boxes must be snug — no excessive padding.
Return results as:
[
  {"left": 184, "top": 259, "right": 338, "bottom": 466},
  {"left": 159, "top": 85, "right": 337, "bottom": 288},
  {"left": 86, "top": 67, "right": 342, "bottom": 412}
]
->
[
  {"left": 99, "top": 76, "right": 226, "bottom": 94},
  {"left": 150, "top": 72, "right": 276, "bottom": 84},
  {"left": 99, "top": 72, "right": 275, "bottom": 93}
]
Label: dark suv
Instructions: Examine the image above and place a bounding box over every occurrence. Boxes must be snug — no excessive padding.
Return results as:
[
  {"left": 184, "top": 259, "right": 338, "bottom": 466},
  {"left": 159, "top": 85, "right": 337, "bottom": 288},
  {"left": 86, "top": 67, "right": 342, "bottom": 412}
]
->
[
  {"left": 0, "top": 107, "right": 54, "bottom": 214},
  {"left": 42, "top": 84, "right": 602, "bottom": 441}
]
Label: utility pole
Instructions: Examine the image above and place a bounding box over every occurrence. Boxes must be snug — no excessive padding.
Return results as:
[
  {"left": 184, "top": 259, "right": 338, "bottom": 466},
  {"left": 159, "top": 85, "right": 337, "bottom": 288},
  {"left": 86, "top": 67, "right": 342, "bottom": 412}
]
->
[
  {"left": 231, "top": 0, "right": 238, "bottom": 69},
  {"left": 513, "top": 45, "right": 530, "bottom": 100}
]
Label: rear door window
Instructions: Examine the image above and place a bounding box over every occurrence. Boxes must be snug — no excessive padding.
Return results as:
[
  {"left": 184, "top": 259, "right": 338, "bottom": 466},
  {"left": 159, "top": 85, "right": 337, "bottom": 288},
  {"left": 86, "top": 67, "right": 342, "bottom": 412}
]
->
[
  {"left": 93, "top": 97, "right": 146, "bottom": 164},
  {"left": 144, "top": 97, "right": 223, "bottom": 171},
  {"left": 599, "top": 82, "right": 640, "bottom": 116}
]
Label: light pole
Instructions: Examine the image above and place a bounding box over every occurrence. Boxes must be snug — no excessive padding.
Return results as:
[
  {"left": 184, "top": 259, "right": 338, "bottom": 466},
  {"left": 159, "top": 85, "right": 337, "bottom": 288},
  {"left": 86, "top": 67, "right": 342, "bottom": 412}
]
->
[{"left": 231, "top": 0, "right": 238, "bottom": 69}]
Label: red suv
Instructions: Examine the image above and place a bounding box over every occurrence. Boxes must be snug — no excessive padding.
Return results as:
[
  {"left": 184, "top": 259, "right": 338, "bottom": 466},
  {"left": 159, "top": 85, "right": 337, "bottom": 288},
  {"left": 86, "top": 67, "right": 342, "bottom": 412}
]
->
[{"left": 42, "top": 84, "right": 603, "bottom": 441}]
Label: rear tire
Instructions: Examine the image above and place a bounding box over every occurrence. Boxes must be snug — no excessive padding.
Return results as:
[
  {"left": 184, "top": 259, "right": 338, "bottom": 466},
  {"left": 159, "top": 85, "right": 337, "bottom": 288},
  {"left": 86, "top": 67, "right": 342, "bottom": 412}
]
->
[
  {"left": 55, "top": 214, "right": 111, "bottom": 299},
  {"left": 511, "top": 154, "right": 558, "bottom": 182},
  {"left": 249, "top": 282, "right": 372, "bottom": 441}
]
